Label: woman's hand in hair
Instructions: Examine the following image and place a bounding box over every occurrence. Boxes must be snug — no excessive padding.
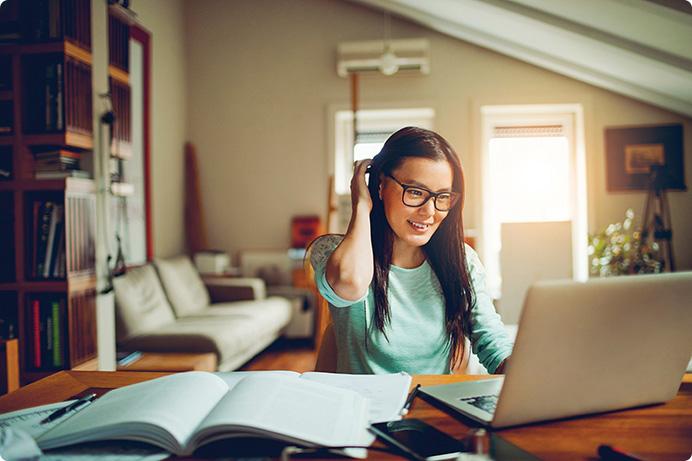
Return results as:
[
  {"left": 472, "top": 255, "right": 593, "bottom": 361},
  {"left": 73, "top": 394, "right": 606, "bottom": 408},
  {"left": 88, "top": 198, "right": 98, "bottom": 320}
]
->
[
  {"left": 351, "top": 159, "right": 373, "bottom": 212},
  {"left": 325, "top": 159, "right": 375, "bottom": 301}
]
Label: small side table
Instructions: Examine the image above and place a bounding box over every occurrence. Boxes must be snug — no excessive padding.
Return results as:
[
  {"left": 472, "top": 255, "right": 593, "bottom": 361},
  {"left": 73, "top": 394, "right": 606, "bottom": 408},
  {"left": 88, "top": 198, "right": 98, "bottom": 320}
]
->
[{"left": 117, "top": 352, "right": 217, "bottom": 372}]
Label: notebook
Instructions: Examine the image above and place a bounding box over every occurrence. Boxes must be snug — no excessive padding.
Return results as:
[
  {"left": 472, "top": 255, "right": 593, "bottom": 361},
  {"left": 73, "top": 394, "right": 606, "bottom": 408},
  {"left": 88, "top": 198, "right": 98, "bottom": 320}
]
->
[
  {"left": 36, "top": 370, "right": 411, "bottom": 457},
  {"left": 421, "top": 272, "right": 692, "bottom": 428}
]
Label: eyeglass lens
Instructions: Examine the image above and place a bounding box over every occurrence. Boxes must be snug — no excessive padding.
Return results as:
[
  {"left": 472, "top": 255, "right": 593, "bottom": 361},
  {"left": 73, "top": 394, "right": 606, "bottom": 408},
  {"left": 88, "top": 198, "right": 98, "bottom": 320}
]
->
[{"left": 403, "top": 188, "right": 454, "bottom": 211}]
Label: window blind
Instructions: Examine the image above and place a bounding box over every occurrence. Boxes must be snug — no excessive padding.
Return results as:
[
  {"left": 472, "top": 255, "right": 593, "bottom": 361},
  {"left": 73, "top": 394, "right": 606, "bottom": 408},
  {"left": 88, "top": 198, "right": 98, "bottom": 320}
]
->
[{"left": 492, "top": 124, "right": 564, "bottom": 138}]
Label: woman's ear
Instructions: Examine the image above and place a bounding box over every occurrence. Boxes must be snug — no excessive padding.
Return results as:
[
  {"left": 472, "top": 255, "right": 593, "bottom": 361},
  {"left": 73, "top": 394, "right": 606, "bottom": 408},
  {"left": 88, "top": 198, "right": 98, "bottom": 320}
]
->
[{"left": 378, "top": 173, "right": 385, "bottom": 200}]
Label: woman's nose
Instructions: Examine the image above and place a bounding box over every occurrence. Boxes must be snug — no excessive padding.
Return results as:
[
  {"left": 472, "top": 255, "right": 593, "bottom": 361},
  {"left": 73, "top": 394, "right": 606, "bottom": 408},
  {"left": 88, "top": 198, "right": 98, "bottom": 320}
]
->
[{"left": 418, "top": 197, "right": 436, "bottom": 216}]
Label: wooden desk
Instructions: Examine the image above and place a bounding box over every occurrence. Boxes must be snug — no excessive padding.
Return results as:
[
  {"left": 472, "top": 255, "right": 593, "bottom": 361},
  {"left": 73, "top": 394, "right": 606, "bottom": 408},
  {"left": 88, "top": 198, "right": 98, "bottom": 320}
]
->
[{"left": 0, "top": 372, "right": 690, "bottom": 461}]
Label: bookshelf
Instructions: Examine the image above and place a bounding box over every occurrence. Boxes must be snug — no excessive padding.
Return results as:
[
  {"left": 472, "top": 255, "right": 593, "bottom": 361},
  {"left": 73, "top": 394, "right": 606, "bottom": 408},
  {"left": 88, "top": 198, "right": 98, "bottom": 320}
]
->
[{"left": 0, "top": 0, "right": 96, "bottom": 384}]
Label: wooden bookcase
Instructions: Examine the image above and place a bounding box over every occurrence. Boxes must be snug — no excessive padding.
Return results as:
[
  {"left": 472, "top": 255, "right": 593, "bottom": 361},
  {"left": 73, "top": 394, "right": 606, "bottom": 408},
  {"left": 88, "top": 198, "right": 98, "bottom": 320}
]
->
[{"left": 0, "top": 0, "right": 96, "bottom": 385}]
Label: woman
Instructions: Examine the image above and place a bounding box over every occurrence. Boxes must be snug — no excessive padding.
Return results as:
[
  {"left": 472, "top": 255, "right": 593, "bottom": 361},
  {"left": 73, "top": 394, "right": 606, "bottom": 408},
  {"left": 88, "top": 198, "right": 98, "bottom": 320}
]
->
[{"left": 310, "top": 126, "right": 512, "bottom": 374}]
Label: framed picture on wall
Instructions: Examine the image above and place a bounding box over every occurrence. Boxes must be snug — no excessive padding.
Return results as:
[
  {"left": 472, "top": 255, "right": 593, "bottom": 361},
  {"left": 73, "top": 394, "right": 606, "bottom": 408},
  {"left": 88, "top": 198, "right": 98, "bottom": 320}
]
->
[{"left": 604, "top": 124, "right": 686, "bottom": 191}]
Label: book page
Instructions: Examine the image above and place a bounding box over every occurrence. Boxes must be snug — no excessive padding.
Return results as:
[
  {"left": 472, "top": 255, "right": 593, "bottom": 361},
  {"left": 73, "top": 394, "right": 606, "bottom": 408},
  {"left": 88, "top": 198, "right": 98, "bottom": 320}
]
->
[
  {"left": 0, "top": 400, "right": 76, "bottom": 440},
  {"left": 213, "top": 370, "right": 300, "bottom": 390},
  {"left": 300, "top": 372, "right": 412, "bottom": 423},
  {"left": 194, "top": 374, "right": 372, "bottom": 449},
  {"left": 37, "top": 372, "right": 229, "bottom": 454}
]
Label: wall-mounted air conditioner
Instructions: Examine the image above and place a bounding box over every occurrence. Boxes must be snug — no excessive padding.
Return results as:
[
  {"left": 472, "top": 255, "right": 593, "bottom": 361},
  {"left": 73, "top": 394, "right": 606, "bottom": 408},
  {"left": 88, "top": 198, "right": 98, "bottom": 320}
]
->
[{"left": 337, "top": 38, "right": 430, "bottom": 77}]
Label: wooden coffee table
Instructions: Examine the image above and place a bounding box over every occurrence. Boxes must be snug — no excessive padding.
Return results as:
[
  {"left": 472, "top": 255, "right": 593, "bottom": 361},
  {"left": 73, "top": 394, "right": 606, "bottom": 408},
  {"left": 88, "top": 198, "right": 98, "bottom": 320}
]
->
[{"left": 117, "top": 352, "right": 217, "bottom": 372}]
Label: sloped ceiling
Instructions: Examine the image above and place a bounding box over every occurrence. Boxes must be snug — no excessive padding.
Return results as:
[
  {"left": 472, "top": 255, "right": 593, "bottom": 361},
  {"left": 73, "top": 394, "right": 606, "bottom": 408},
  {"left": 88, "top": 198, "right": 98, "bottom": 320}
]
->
[{"left": 351, "top": 0, "right": 692, "bottom": 117}]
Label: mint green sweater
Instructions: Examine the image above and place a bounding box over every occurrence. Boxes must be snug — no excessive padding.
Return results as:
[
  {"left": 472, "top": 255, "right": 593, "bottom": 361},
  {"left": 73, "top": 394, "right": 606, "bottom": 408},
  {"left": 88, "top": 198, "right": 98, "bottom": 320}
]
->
[{"left": 310, "top": 235, "right": 513, "bottom": 374}]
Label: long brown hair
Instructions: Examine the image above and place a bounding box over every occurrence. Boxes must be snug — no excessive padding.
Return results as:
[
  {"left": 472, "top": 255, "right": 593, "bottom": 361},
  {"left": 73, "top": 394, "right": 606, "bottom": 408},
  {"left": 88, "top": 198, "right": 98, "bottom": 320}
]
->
[{"left": 367, "top": 126, "right": 474, "bottom": 368}]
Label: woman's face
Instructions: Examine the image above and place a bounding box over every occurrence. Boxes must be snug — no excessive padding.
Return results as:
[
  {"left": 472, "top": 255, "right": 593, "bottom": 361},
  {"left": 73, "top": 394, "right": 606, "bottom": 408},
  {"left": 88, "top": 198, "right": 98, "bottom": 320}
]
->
[{"left": 380, "top": 156, "right": 454, "bottom": 249}]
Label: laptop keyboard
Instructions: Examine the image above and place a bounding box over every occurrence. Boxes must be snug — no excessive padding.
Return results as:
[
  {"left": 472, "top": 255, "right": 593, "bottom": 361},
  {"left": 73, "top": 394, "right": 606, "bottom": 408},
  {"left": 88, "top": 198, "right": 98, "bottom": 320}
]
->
[{"left": 459, "top": 395, "right": 498, "bottom": 414}]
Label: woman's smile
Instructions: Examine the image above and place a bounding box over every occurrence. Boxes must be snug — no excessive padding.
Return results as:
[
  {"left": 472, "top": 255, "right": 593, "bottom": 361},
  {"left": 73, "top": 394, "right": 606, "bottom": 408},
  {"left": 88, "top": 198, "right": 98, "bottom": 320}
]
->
[{"left": 407, "top": 219, "right": 431, "bottom": 232}]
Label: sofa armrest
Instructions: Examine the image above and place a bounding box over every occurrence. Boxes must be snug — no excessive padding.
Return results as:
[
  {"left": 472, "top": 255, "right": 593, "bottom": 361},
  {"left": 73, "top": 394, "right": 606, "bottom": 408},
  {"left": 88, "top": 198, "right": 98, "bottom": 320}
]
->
[{"left": 203, "top": 277, "right": 267, "bottom": 302}]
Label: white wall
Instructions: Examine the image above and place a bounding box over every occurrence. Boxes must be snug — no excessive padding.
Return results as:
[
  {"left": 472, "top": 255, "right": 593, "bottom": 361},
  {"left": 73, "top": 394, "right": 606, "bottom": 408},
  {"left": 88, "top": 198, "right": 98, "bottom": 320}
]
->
[
  {"left": 130, "top": 0, "right": 187, "bottom": 258},
  {"left": 181, "top": 0, "right": 691, "bottom": 269}
]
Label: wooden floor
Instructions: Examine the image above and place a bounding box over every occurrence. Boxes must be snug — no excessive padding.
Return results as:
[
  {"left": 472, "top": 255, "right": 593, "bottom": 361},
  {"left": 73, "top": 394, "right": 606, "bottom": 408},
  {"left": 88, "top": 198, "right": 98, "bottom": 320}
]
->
[{"left": 239, "top": 339, "right": 318, "bottom": 373}]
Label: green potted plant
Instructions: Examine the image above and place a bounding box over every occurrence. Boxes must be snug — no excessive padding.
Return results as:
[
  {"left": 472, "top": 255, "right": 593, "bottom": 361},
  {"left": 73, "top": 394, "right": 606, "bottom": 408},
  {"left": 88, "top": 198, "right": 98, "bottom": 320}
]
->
[{"left": 588, "top": 208, "right": 662, "bottom": 277}]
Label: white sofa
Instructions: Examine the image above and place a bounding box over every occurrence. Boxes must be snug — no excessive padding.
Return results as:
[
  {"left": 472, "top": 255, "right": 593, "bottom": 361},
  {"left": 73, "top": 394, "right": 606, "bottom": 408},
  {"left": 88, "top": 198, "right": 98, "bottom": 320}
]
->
[{"left": 113, "top": 256, "right": 292, "bottom": 371}]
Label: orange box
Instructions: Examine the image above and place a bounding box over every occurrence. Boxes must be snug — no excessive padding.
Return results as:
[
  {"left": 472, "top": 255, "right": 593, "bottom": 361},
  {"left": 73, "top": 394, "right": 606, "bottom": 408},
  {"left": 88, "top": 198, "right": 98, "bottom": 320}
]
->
[{"left": 291, "top": 215, "right": 322, "bottom": 248}]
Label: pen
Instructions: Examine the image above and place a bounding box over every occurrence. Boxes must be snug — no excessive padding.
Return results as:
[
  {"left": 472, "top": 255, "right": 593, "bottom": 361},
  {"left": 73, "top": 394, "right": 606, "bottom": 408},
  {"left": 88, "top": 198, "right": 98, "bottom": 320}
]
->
[
  {"left": 598, "top": 444, "right": 645, "bottom": 461},
  {"left": 41, "top": 393, "right": 97, "bottom": 424},
  {"left": 400, "top": 384, "right": 421, "bottom": 415}
]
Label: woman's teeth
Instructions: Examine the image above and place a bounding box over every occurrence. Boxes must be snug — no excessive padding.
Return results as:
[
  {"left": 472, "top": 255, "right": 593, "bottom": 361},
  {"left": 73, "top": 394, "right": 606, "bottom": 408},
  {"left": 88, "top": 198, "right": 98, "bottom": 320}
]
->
[{"left": 408, "top": 220, "right": 429, "bottom": 231}]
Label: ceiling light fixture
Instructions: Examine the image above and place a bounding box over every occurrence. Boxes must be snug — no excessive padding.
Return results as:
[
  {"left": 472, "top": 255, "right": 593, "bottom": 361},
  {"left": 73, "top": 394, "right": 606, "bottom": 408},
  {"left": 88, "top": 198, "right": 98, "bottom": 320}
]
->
[{"left": 379, "top": 12, "right": 399, "bottom": 76}]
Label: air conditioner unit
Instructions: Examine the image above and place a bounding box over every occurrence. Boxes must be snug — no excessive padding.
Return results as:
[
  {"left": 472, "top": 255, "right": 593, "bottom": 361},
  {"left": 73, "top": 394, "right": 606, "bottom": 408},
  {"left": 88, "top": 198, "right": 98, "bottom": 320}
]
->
[{"left": 337, "top": 38, "right": 430, "bottom": 77}]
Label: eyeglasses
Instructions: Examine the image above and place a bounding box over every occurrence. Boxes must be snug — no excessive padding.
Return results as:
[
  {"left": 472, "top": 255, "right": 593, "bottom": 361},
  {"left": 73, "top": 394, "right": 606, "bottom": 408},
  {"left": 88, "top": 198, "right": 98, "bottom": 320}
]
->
[{"left": 386, "top": 174, "right": 460, "bottom": 211}]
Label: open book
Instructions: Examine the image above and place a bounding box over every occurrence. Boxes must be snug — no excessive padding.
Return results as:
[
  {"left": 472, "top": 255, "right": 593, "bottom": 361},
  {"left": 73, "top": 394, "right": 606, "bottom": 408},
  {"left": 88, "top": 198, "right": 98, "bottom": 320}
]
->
[{"left": 36, "top": 371, "right": 411, "bottom": 457}]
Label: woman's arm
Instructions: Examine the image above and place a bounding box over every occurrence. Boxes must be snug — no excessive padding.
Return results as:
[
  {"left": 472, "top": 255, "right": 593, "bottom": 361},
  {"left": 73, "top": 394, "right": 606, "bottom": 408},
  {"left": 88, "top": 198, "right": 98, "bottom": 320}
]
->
[
  {"left": 465, "top": 246, "right": 514, "bottom": 374},
  {"left": 326, "top": 159, "right": 374, "bottom": 301}
]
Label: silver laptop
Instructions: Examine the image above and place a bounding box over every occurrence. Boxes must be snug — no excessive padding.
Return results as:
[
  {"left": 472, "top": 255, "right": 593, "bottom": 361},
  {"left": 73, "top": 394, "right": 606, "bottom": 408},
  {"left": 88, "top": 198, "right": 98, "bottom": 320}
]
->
[{"left": 420, "top": 272, "right": 692, "bottom": 428}]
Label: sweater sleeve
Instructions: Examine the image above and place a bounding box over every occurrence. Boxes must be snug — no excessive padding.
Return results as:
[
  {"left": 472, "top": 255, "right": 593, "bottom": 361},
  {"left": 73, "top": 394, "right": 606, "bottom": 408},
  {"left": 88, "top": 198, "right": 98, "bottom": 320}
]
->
[
  {"left": 465, "top": 245, "right": 514, "bottom": 373},
  {"left": 309, "top": 235, "right": 368, "bottom": 308}
]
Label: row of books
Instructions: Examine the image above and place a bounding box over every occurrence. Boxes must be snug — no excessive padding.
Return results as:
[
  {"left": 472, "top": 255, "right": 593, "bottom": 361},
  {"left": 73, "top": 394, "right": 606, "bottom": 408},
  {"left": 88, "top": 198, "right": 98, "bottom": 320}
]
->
[
  {"left": 26, "top": 295, "right": 65, "bottom": 369},
  {"left": 0, "top": 0, "right": 91, "bottom": 48},
  {"left": 110, "top": 78, "right": 131, "bottom": 146},
  {"left": 30, "top": 200, "right": 66, "bottom": 279},
  {"left": 108, "top": 11, "right": 129, "bottom": 72},
  {"left": 22, "top": 56, "right": 93, "bottom": 135},
  {"left": 63, "top": 58, "right": 93, "bottom": 134}
]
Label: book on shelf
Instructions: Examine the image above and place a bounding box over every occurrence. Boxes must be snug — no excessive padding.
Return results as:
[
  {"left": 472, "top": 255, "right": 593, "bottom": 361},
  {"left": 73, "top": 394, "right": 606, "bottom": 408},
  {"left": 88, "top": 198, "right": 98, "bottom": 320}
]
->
[
  {"left": 43, "top": 203, "right": 64, "bottom": 278},
  {"left": 35, "top": 170, "right": 89, "bottom": 179},
  {"left": 30, "top": 200, "right": 66, "bottom": 278},
  {"left": 35, "top": 160, "right": 80, "bottom": 172},
  {"left": 33, "top": 200, "right": 54, "bottom": 279},
  {"left": 36, "top": 370, "right": 412, "bottom": 457},
  {"left": 26, "top": 295, "right": 65, "bottom": 370},
  {"left": 34, "top": 149, "right": 81, "bottom": 160}
]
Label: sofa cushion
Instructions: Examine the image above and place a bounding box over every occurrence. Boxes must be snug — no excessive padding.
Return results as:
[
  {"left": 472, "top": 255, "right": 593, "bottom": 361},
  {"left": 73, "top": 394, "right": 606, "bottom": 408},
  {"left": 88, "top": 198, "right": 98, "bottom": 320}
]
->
[
  {"left": 118, "top": 297, "right": 293, "bottom": 367},
  {"left": 155, "top": 256, "right": 210, "bottom": 317},
  {"left": 114, "top": 264, "right": 176, "bottom": 342}
]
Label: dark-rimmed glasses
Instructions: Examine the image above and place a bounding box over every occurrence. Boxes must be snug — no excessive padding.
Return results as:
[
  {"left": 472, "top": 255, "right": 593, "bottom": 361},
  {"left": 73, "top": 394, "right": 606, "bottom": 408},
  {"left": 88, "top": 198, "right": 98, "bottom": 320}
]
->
[{"left": 387, "top": 174, "right": 460, "bottom": 211}]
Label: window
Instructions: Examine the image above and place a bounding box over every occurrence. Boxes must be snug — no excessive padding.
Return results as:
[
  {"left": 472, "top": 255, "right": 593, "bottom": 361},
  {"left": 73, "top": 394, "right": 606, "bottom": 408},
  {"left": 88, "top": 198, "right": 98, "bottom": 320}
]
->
[
  {"left": 480, "top": 106, "right": 588, "bottom": 301},
  {"left": 489, "top": 132, "right": 571, "bottom": 223},
  {"left": 330, "top": 108, "right": 434, "bottom": 232}
]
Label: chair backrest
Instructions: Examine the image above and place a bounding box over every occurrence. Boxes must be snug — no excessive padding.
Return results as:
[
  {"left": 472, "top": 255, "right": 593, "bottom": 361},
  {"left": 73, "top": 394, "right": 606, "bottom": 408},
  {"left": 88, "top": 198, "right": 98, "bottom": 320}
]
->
[{"left": 314, "top": 322, "right": 337, "bottom": 372}]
